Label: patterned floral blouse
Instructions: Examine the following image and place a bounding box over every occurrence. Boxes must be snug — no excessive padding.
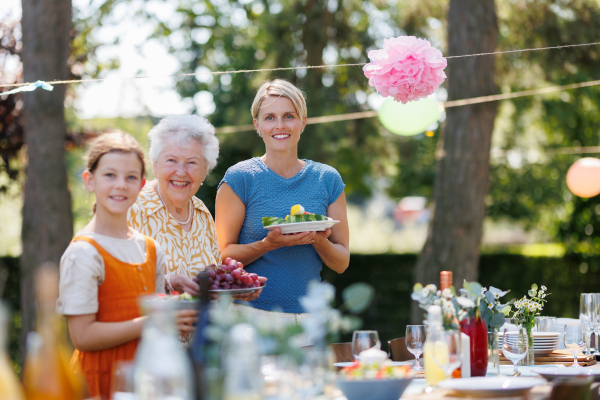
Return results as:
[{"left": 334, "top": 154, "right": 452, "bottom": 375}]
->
[{"left": 128, "top": 180, "right": 222, "bottom": 279}]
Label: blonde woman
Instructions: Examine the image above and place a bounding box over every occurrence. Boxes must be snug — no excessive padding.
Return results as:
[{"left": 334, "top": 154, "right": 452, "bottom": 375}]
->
[{"left": 216, "top": 79, "right": 350, "bottom": 322}]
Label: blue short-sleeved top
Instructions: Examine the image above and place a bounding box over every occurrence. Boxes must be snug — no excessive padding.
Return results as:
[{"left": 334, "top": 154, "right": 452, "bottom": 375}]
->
[{"left": 219, "top": 157, "right": 345, "bottom": 313}]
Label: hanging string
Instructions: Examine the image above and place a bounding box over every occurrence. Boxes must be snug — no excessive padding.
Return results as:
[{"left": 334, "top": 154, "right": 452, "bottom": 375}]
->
[
  {"left": 215, "top": 78, "right": 600, "bottom": 134},
  {"left": 2, "top": 41, "right": 600, "bottom": 89}
]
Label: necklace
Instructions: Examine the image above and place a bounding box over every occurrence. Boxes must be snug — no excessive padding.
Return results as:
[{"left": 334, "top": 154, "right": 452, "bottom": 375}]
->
[{"left": 156, "top": 185, "right": 194, "bottom": 225}]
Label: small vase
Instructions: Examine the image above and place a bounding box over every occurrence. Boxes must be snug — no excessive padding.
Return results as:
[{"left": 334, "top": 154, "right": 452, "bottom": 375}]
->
[
  {"left": 519, "top": 328, "right": 536, "bottom": 366},
  {"left": 487, "top": 329, "right": 500, "bottom": 375},
  {"left": 460, "top": 316, "right": 488, "bottom": 377}
]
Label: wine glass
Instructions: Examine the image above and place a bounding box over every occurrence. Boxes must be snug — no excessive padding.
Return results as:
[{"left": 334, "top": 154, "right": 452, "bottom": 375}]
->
[
  {"left": 432, "top": 330, "right": 462, "bottom": 379},
  {"left": 351, "top": 330, "right": 381, "bottom": 360},
  {"left": 405, "top": 325, "right": 426, "bottom": 370},
  {"left": 502, "top": 327, "right": 528, "bottom": 375},
  {"left": 111, "top": 361, "right": 136, "bottom": 400},
  {"left": 564, "top": 324, "right": 586, "bottom": 367},
  {"left": 590, "top": 294, "right": 600, "bottom": 354},
  {"left": 580, "top": 293, "right": 594, "bottom": 354}
]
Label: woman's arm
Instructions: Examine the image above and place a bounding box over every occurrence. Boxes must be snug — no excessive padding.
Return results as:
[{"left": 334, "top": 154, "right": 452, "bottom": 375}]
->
[
  {"left": 215, "top": 183, "right": 316, "bottom": 266},
  {"left": 68, "top": 311, "right": 198, "bottom": 352},
  {"left": 311, "top": 192, "right": 350, "bottom": 273}
]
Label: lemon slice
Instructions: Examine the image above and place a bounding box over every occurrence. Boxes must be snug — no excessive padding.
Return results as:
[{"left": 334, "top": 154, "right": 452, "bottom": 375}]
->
[{"left": 290, "top": 204, "right": 305, "bottom": 216}]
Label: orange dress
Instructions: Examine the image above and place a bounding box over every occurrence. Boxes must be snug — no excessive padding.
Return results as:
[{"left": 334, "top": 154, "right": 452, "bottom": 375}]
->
[{"left": 69, "top": 236, "right": 156, "bottom": 400}]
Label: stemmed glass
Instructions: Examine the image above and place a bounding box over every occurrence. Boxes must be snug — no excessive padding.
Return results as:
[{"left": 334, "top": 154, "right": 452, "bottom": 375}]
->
[
  {"left": 564, "top": 324, "right": 586, "bottom": 367},
  {"left": 351, "top": 330, "right": 381, "bottom": 361},
  {"left": 405, "top": 325, "right": 426, "bottom": 371},
  {"left": 580, "top": 294, "right": 594, "bottom": 353},
  {"left": 502, "top": 327, "right": 529, "bottom": 376},
  {"left": 432, "top": 330, "right": 462, "bottom": 380},
  {"left": 590, "top": 294, "right": 600, "bottom": 354}
]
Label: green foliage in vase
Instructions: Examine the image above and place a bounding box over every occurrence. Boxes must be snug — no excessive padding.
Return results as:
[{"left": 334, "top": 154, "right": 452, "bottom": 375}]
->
[
  {"left": 510, "top": 284, "right": 551, "bottom": 332},
  {"left": 478, "top": 286, "right": 514, "bottom": 330}
]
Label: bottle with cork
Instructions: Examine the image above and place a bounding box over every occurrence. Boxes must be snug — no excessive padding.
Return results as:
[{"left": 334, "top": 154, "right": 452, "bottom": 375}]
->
[{"left": 440, "top": 271, "right": 453, "bottom": 291}]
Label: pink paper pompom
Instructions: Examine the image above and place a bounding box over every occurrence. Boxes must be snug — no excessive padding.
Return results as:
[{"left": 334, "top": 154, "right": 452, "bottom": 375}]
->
[{"left": 363, "top": 36, "right": 447, "bottom": 104}]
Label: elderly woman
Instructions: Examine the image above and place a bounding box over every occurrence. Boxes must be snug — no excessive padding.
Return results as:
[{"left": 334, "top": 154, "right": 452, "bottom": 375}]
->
[
  {"left": 215, "top": 79, "right": 350, "bottom": 322},
  {"left": 128, "top": 114, "right": 260, "bottom": 301}
]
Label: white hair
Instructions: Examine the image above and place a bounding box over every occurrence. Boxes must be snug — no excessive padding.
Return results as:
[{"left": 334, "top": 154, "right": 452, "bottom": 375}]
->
[{"left": 148, "top": 115, "right": 219, "bottom": 172}]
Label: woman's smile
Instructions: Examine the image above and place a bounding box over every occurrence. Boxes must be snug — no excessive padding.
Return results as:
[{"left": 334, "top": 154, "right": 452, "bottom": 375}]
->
[
  {"left": 170, "top": 180, "right": 190, "bottom": 188},
  {"left": 272, "top": 133, "right": 291, "bottom": 140}
]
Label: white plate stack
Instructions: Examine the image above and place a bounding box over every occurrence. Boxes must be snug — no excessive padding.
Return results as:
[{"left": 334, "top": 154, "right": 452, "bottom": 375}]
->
[{"left": 499, "top": 332, "right": 561, "bottom": 356}]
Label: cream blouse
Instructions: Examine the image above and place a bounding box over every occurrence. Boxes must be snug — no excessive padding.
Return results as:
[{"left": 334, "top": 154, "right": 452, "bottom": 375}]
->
[{"left": 128, "top": 181, "right": 222, "bottom": 279}]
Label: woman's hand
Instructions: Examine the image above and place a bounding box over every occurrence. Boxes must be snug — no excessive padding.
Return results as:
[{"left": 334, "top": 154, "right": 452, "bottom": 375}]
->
[
  {"left": 263, "top": 227, "right": 316, "bottom": 249},
  {"left": 233, "top": 276, "right": 267, "bottom": 302},
  {"left": 169, "top": 274, "right": 200, "bottom": 296},
  {"left": 175, "top": 310, "right": 198, "bottom": 335},
  {"left": 312, "top": 228, "right": 332, "bottom": 245}
]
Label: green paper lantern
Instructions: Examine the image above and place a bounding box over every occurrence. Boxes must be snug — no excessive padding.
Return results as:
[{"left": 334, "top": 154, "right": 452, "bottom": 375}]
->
[{"left": 378, "top": 96, "right": 441, "bottom": 136}]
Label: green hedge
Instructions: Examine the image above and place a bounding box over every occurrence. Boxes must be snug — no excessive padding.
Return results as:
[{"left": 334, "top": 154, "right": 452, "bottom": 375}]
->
[{"left": 2, "top": 253, "right": 596, "bottom": 363}]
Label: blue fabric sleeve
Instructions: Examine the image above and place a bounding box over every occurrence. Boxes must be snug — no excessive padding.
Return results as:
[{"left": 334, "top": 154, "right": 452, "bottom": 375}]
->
[
  {"left": 219, "top": 168, "right": 247, "bottom": 204},
  {"left": 327, "top": 168, "right": 346, "bottom": 206}
]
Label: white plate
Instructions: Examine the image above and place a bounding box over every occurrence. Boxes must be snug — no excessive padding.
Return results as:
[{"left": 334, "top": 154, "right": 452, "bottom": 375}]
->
[
  {"left": 333, "top": 361, "right": 413, "bottom": 368},
  {"left": 534, "top": 349, "right": 557, "bottom": 356},
  {"left": 500, "top": 332, "right": 560, "bottom": 338},
  {"left": 264, "top": 220, "right": 340, "bottom": 234},
  {"left": 533, "top": 367, "right": 600, "bottom": 381},
  {"left": 438, "top": 377, "right": 547, "bottom": 396},
  {"left": 209, "top": 284, "right": 265, "bottom": 295}
]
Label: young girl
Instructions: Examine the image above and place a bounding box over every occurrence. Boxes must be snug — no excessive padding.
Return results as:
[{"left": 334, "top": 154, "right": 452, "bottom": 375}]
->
[{"left": 57, "top": 132, "right": 195, "bottom": 399}]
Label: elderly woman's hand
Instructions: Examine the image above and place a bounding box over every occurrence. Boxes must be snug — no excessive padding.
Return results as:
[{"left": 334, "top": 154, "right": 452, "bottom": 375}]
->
[
  {"left": 264, "top": 228, "right": 316, "bottom": 249},
  {"left": 233, "top": 276, "right": 267, "bottom": 302},
  {"left": 170, "top": 274, "right": 201, "bottom": 296}
]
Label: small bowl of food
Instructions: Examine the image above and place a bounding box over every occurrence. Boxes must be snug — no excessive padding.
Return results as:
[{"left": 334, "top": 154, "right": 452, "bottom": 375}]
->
[{"left": 335, "top": 349, "right": 413, "bottom": 400}]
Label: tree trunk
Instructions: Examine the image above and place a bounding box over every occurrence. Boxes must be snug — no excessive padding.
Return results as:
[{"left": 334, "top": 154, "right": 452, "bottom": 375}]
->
[
  {"left": 19, "top": 0, "right": 73, "bottom": 366},
  {"left": 412, "top": 0, "right": 498, "bottom": 323}
]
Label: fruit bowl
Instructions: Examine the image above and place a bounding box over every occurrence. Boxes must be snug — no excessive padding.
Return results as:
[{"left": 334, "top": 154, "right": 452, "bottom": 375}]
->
[{"left": 335, "top": 377, "right": 412, "bottom": 400}]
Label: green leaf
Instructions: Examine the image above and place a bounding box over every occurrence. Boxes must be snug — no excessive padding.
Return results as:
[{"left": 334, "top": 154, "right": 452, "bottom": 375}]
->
[
  {"left": 343, "top": 315, "right": 362, "bottom": 331},
  {"left": 413, "top": 283, "right": 423, "bottom": 293},
  {"left": 485, "top": 291, "right": 495, "bottom": 304},
  {"left": 531, "top": 284, "right": 538, "bottom": 290},
  {"left": 342, "top": 283, "right": 375, "bottom": 314},
  {"left": 490, "top": 312, "right": 506, "bottom": 329}
]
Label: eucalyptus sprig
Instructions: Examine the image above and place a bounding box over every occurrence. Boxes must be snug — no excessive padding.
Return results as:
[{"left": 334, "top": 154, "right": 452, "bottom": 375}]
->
[{"left": 478, "top": 286, "right": 514, "bottom": 330}]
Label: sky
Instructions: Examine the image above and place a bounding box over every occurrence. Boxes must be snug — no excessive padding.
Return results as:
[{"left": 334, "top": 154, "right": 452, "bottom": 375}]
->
[{"left": 1, "top": 0, "right": 198, "bottom": 119}]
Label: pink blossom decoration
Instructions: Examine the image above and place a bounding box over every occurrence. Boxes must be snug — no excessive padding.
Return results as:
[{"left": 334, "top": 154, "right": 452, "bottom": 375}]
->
[{"left": 363, "top": 36, "right": 447, "bottom": 104}]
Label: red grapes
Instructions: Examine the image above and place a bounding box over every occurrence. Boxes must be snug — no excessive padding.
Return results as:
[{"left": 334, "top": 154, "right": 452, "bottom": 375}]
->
[{"left": 193, "top": 258, "right": 266, "bottom": 291}]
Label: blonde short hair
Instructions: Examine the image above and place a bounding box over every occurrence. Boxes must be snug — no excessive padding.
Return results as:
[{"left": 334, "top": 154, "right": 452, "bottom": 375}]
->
[{"left": 251, "top": 79, "right": 307, "bottom": 120}]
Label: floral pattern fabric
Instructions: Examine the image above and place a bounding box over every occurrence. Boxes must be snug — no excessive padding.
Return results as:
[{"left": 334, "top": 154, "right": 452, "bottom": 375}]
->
[{"left": 128, "top": 180, "right": 221, "bottom": 279}]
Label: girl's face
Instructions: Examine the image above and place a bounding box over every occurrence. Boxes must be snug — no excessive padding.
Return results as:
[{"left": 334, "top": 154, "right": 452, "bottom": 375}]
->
[
  {"left": 152, "top": 139, "right": 207, "bottom": 206},
  {"left": 253, "top": 96, "right": 306, "bottom": 153},
  {"left": 83, "top": 152, "right": 145, "bottom": 216}
]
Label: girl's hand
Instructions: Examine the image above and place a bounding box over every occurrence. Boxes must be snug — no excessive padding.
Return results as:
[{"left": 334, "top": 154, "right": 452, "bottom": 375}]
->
[
  {"left": 176, "top": 310, "right": 198, "bottom": 334},
  {"left": 264, "top": 228, "right": 316, "bottom": 249},
  {"left": 170, "top": 274, "right": 200, "bottom": 296}
]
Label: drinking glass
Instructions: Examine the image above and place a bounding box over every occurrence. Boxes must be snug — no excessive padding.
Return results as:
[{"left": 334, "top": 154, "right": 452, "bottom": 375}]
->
[
  {"left": 405, "top": 325, "right": 426, "bottom": 371},
  {"left": 432, "top": 330, "right": 462, "bottom": 379},
  {"left": 564, "top": 324, "right": 586, "bottom": 367},
  {"left": 351, "top": 330, "right": 380, "bottom": 360},
  {"left": 502, "top": 327, "right": 528, "bottom": 375},
  {"left": 590, "top": 294, "right": 600, "bottom": 354},
  {"left": 538, "top": 317, "right": 558, "bottom": 332},
  {"left": 580, "top": 293, "right": 594, "bottom": 353},
  {"left": 111, "top": 361, "right": 136, "bottom": 400}
]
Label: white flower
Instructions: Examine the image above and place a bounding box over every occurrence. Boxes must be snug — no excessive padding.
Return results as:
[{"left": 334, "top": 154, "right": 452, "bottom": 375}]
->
[
  {"left": 433, "top": 299, "right": 441, "bottom": 306},
  {"left": 481, "top": 287, "right": 488, "bottom": 295},
  {"left": 442, "top": 288, "right": 453, "bottom": 299},
  {"left": 426, "top": 284, "right": 437, "bottom": 293},
  {"left": 541, "top": 285, "right": 547, "bottom": 291},
  {"left": 422, "top": 288, "right": 431, "bottom": 297},
  {"left": 456, "top": 296, "right": 475, "bottom": 308},
  {"left": 488, "top": 302, "right": 494, "bottom": 309},
  {"left": 436, "top": 290, "right": 442, "bottom": 297},
  {"left": 442, "top": 300, "right": 454, "bottom": 312}
]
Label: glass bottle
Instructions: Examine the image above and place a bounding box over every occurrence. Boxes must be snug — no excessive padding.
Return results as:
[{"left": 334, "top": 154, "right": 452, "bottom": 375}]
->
[
  {"left": 134, "top": 297, "right": 194, "bottom": 400},
  {"left": 0, "top": 302, "right": 25, "bottom": 400},
  {"left": 423, "top": 305, "right": 448, "bottom": 386},
  {"left": 222, "top": 323, "right": 263, "bottom": 400},
  {"left": 440, "top": 271, "right": 453, "bottom": 291},
  {"left": 22, "top": 263, "right": 86, "bottom": 400}
]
